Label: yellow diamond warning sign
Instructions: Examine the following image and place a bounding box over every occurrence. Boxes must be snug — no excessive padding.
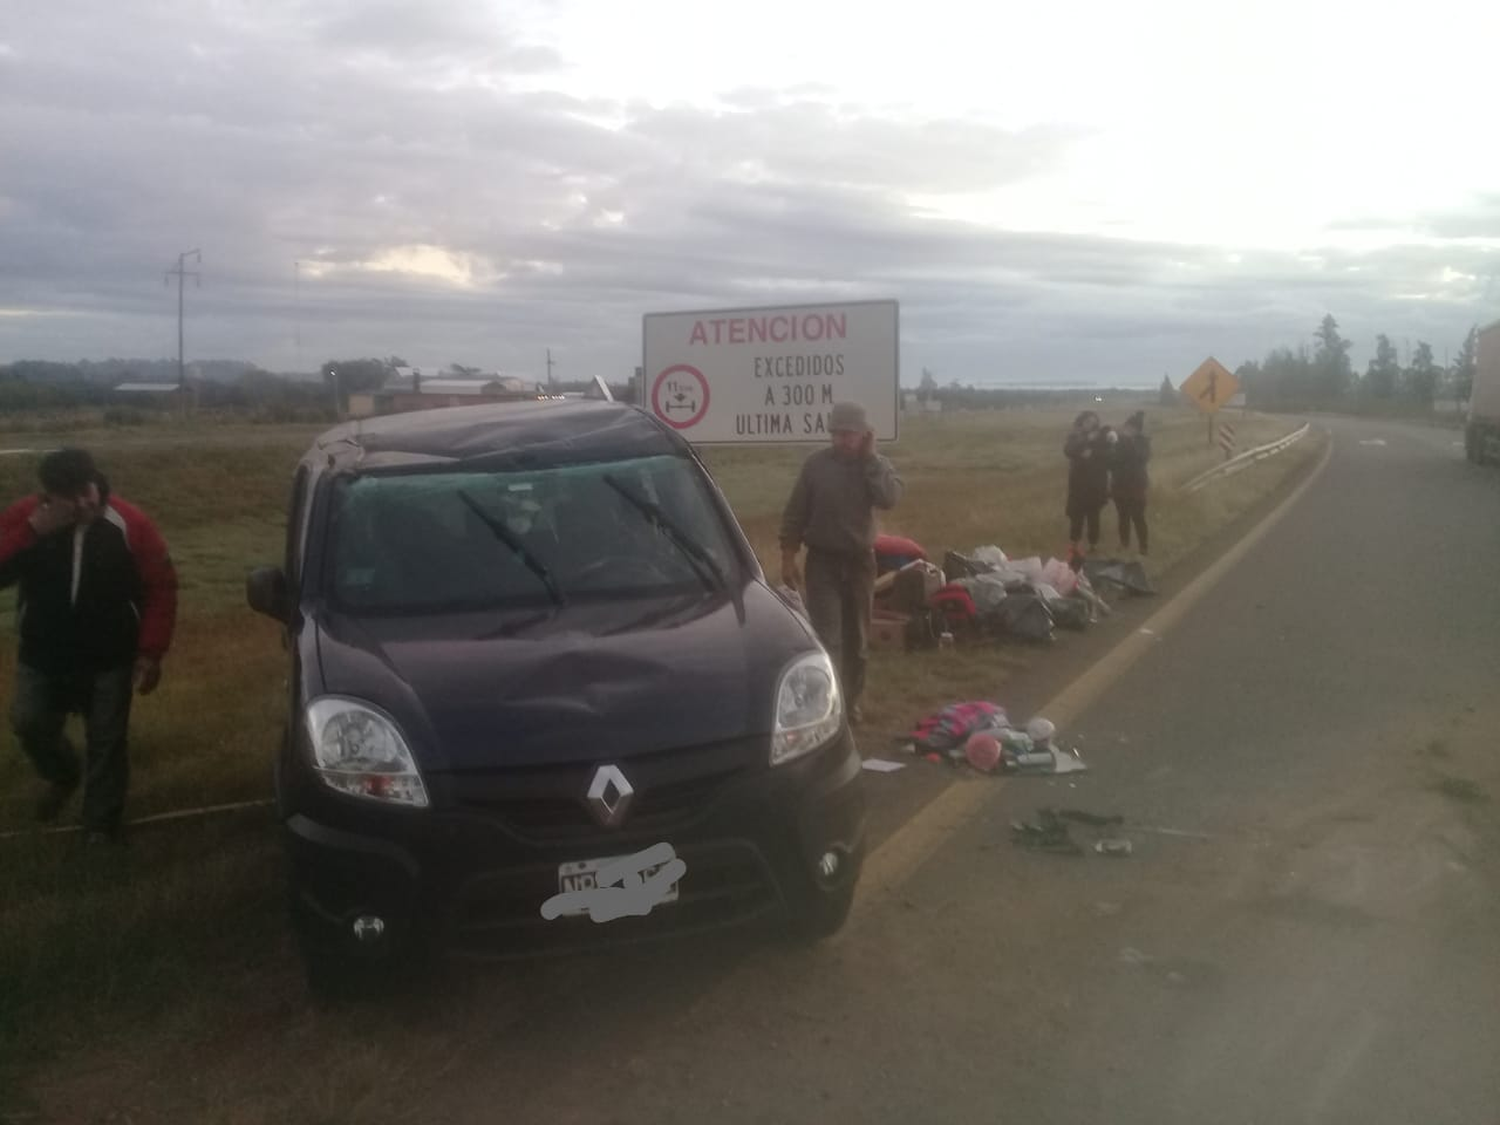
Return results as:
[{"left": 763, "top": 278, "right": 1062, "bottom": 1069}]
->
[{"left": 1181, "top": 357, "right": 1239, "bottom": 414}]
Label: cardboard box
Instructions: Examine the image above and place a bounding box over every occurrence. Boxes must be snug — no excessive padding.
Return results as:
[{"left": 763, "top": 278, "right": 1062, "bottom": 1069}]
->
[{"left": 869, "top": 610, "right": 910, "bottom": 650}]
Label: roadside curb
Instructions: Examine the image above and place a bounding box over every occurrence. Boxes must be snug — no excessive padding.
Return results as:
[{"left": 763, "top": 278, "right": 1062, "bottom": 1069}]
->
[{"left": 849, "top": 427, "right": 1335, "bottom": 916}]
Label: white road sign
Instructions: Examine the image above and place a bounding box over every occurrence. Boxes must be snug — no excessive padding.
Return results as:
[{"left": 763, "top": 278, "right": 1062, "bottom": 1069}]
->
[{"left": 642, "top": 300, "right": 899, "bottom": 444}]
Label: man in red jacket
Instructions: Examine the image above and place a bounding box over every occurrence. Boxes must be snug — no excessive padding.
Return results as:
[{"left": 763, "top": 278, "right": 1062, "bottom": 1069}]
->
[{"left": 1, "top": 448, "right": 177, "bottom": 842}]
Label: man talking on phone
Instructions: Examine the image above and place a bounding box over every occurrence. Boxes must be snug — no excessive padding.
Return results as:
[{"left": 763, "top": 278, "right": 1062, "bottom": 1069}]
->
[
  {"left": 0, "top": 448, "right": 177, "bottom": 843},
  {"left": 778, "top": 403, "right": 903, "bottom": 724}
]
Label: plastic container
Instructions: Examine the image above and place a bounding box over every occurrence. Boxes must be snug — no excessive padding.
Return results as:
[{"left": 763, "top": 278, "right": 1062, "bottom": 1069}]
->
[{"left": 1025, "top": 717, "right": 1056, "bottom": 749}]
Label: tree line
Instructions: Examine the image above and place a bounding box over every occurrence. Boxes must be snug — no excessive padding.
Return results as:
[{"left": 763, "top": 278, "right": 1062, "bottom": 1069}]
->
[
  {"left": 0, "top": 358, "right": 334, "bottom": 419},
  {"left": 912, "top": 367, "right": 1151, "bottom": 411},
  {"left": 1232, "top": 315, "right": 1479, "bottom": 411}
]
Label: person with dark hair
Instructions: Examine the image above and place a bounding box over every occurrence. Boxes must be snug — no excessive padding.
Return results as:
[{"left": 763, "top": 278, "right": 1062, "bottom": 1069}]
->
[
  {"left": 780, "top": 403, "right": 903, "bottom": 723},
  {"left": 1112, "top": 410, "right": 1152, "bottom": 556},
  {"left": 0, "top": 448, "right": 177, "bottom": 843},
  {"left": 1063, "top": 410, "right": 1111, "bottom": 563}
]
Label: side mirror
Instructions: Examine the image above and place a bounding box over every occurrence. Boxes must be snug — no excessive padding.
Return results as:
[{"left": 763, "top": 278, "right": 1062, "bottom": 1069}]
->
[{"left": 246, "top": 566, "right": 290, "bottom": 622}]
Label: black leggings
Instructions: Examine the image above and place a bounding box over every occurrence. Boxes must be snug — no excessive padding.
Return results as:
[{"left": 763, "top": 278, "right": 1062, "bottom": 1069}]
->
[
  {"left": 1068, "top": 508, "right": 1101, "bottom": 547},
  {"left": 1115, "top": 498, "right": 1148, "bottom": 552}
]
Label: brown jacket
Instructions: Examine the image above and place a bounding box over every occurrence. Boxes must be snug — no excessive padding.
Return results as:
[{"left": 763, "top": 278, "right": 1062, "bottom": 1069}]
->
[{"left": 779, "top": 448, "right": 903, "bottom": 556}]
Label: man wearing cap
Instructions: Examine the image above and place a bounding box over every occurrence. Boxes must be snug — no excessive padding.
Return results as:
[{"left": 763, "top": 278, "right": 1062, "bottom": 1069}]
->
[
  {"left": 779, "top": 403, "right": 903, "bottom": 723},
  {"left": 0, "top": 448, "right": 177, "bottom": 843}
]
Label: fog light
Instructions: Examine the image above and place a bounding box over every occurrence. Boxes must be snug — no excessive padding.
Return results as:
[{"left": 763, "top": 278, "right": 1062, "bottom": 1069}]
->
[
  {"left": 818, "top": 851, "right": 840, "bottom": 879},
  {"left": 352, "top": 915, "right": 385, "bottom": 943}
]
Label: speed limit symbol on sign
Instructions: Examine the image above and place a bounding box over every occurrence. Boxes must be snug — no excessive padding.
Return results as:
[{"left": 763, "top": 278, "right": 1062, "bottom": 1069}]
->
[{"left": 651, "top": 364, "right": 711, "bottom": 430}]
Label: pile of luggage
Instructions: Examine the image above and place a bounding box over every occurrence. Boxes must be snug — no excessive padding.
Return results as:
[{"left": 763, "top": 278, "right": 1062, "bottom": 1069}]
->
[{"left": 872, "top": 536, "right": 1154, "bottom": 651}]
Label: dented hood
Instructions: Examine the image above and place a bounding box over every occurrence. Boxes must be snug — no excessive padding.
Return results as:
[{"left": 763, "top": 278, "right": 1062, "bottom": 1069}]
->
[{"left": 313, "top": 582, "right": 816, "bottom": 771}]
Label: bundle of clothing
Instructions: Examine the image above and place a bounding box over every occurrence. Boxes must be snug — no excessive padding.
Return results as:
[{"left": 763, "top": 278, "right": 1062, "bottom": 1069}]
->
[{"left": 925, "top": 547, "right": 1112, "bottom": 644}]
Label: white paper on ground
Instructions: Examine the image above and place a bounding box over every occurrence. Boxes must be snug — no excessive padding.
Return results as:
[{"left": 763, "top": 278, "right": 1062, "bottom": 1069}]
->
[{"left": 861, "top": 758, "right": 907, "bottom": 773}]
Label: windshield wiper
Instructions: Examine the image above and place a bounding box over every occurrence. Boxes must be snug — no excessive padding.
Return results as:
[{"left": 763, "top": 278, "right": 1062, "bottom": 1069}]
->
[
  {"left": 601, "top": 475, "right": 728, "bottom": 596},
  {"left": 455, "top": 490, "right": 566, "bottom": 608}
]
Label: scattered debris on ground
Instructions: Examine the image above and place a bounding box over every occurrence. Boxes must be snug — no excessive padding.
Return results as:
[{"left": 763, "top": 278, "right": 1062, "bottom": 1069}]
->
[
  {"left": 1011, "top": 808, "right": 1138, "bottom": 859},
  {"left": 1010, "top": 809, "right": 1084, "bottom": 855}
]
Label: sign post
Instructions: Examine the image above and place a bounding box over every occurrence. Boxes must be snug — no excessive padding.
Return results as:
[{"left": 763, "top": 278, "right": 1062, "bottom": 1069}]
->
[
  {"left": 642, "top": 300, "right": 899, "bottom": 445},
  {"left": 1217, "top": 420, "right": 1237, "bottom": 459}
]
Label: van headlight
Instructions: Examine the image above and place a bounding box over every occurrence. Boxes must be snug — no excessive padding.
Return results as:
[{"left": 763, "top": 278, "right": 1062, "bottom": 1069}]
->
[
  {"left": 304, "top": 697, "right": 430, "bottom": 808},
  {"left": 770, "top": 652, "right": 843, "bottom": 766}
]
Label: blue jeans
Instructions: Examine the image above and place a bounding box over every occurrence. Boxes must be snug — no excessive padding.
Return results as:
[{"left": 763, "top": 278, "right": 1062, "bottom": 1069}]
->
[{"left": 8, "top": 663, "right": 135, "bottom": 831}]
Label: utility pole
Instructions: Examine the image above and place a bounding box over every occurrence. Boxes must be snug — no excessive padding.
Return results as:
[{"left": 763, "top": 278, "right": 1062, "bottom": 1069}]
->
[
  {"left": 294, "top": 259, "right": 302, "bottom": 376},
  {"left": 164, "top": 249, "right": 201, "bottom": 410},
  {"left": 546, "top": 348, "right": 557, "bottom": 395}
]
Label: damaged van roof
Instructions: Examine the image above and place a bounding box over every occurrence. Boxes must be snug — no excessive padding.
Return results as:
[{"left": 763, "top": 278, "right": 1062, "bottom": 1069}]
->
[{"left": 307, "top": 400, "right": 690, "bottom": 473}]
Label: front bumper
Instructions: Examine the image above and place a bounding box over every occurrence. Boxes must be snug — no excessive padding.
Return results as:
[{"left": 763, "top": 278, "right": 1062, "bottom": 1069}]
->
[{"left": 283, "top": 730, "right": 865, "bottom": 961}]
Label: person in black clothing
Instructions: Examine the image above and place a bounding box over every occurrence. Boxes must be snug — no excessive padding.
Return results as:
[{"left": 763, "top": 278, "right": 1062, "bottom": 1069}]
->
[
  {"left": 1063, "top": 410, "right": 1111, "bottom": 561},
  {"left": 1, "top": 449, "right": 178, "bottom": 842},
  {"left": 1112, "top": 410, "right": 1151, "bottom": 556}
]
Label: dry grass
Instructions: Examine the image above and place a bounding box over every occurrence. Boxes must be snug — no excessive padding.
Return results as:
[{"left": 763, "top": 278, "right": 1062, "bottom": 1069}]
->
[
  {"left": 0, "top": 403, "right": 1320, "bottom": 1082},
  {"left": 714, "top": 403, "right": 1298, "bottom": 574}
]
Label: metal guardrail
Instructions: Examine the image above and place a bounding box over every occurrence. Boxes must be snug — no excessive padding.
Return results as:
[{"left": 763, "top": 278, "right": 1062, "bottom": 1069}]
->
[{"left": 1182, "top": 422, "right": 1311, "bottom": 492}]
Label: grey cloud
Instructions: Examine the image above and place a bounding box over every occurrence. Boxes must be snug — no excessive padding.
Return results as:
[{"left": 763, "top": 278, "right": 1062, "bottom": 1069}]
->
[
  {"left": 1419, "top": 196, "right": 1500, "bottom": 240},
  {"left": 623, "top": 101, "right": 1087, "bottom": 194},
  {"left": 310, "top": 0, "right": 560, "bottom": 70},
  {"left": 1, "top": 0, "right": 1494, "bottom": 385}
]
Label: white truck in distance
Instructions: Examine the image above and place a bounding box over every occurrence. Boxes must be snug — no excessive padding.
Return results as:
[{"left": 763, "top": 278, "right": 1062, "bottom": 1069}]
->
[{"left": 1467, "top": 320, "right": 1500, "bottom": 465}]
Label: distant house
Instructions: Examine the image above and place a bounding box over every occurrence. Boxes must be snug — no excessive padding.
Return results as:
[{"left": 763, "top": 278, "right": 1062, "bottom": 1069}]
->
[
  {"left": 414, "top": 377, "right": 517, "bottom": 396},
  {"left": 349, "top": 370, "right": 542, "bottom": 418},
  {"left": 1433, "top": 396, "right": 1467, "bottom": 417},
  {"left": 113, "top": 382, "right": 187, "bottom": 407}
]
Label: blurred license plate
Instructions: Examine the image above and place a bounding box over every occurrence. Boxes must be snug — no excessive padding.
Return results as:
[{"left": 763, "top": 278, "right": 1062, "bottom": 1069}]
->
[{"left": 554, "top": 854, "right": 680, "bottom": 916}]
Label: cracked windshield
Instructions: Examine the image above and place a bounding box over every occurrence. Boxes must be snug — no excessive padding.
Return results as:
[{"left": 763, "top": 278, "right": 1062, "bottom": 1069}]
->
[{"left": 2, "top": 1, "right": 1497, "bottom": 1122}]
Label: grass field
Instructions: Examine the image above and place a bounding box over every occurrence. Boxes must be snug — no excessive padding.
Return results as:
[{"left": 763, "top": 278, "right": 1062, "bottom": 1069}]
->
[{"left": 0, "top": 403, "right": 1321, "bottom": 1082}]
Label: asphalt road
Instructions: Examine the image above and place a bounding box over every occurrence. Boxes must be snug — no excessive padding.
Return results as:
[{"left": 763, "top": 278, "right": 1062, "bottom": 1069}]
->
[{"left": 29, "top": 416, "right": 1500, "bottom": 1124}]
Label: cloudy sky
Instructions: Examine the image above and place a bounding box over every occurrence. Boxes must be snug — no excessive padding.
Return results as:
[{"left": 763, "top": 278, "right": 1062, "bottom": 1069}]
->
[{"left": 2, "top": 0, "right": 1498, "bottom": 386}]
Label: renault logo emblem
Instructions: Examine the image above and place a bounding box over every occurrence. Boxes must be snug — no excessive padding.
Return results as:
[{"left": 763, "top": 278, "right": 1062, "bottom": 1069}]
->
[{"left": 586, "top": 765, "right": 634, "bottom": 828}]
